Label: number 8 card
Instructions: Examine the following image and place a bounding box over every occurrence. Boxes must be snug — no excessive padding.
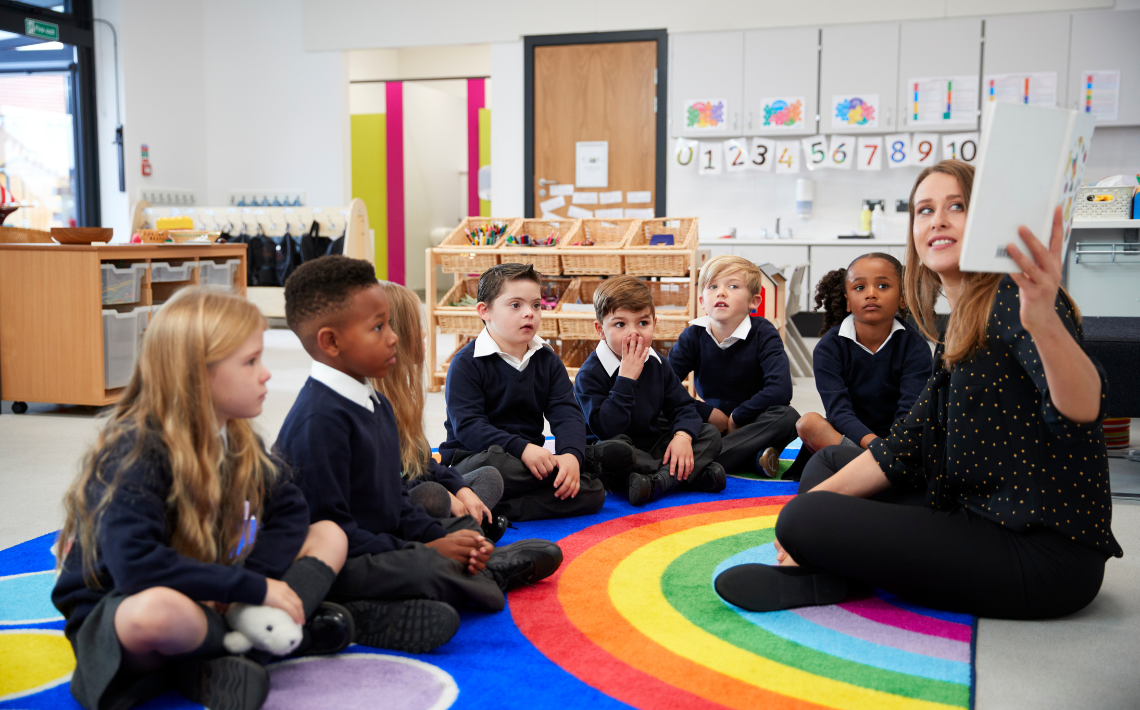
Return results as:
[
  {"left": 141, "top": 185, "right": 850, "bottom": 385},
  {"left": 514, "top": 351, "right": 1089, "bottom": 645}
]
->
[{"left": 885, "top": 133, "right": 911, "bottom": 169}]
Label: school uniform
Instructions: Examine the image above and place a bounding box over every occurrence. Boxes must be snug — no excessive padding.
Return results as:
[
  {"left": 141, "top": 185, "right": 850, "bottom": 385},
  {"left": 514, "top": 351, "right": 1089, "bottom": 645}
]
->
[
  {"left": 439, "top": 329, "right": 606, "bottom": 521},
  {"left": 574, "top": 340, "right": 722, "bottom": 495},
  {"left": 669, "top": 315, "right": 799, "bottom": 473},
  {"left": 275, "top": 361, "right": 504, "bottom": 611}
]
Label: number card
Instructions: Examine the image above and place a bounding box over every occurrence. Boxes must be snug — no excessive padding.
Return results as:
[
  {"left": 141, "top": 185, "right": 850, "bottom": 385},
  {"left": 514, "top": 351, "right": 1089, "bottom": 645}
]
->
[
  {"left": 723, "top": 138, "right": 749, "bottom": 173},
  {"left": 801, "top": 135, "right": 828, "bottom": 171},
  {"left": 674, "top": 138, "right": 698, "bottom": 170},
  {"left": 698, "top": 142, "right": 723, "bottom": 175},
  {"left": 910, "top": 133, "right": 939, "bottom": 167},
  {"left": 775, "top": 141, "right": 800, "bottom": 174},
  {"left": 828, "top": 135, "right": 855, "bottom": 170},
  {"left": 749, "top": 137, "right": 775, "bottom": 172},
  {"left": 885, "top": 133, "right": 911, "bottom": 169},
  {"left": 941, "top": 132, "right": 979, "bottom": 165},
  {"left": 856, "top": 136, "right": 883, "bottom": 171}
]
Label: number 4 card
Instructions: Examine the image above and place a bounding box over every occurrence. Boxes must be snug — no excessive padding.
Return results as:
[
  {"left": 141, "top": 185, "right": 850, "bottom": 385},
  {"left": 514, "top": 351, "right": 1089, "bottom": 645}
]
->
[
  {"left": 910, "top": 133, "right": 939, "bottom": 167},
  {"left": 749, "top": 137, "right": 775, "bottom": 172},
  {"left": 856, "top": 136, "right": 883, "bottom": 171},
  {"left": 885, "top": 133, "right": 911, "bottom": 169},
  {"left": 698, "top": 142, "right": 723, "bottom": 175},
  {"left": 942, "top": 132, "right": 979, "bottom": 165},
  {"left": 723, "top": 138, "right": 749, "bottom": 173},
  {"left": 828, "top": 135, "right": 855, "bottom": 170},
  {"left": 775, "top": 141, "right": 800, "bottom": 174},
  {"left": 801, "top": 135, "right": 828, "bottom": 171}
]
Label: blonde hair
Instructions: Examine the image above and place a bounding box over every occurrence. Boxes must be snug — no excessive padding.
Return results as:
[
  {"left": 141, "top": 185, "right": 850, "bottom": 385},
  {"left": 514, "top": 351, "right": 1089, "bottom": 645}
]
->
[
  {"left": 592, "top": 275, "right": 655, "bottom": 321},
  {"left": 59, "top": 287, "right": 277, "bottom": 580},
  {"left": 370, "top": 282, "right": 432, "bottom": 481},
  {"left": 698, "top": 255, "right": 763, "bottom": 296}
]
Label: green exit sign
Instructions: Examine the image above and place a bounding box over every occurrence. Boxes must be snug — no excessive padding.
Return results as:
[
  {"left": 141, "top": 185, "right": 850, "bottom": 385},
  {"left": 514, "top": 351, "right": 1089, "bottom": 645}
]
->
[{"left": 24, "top": 18, "right": 59, "bottom": 41}]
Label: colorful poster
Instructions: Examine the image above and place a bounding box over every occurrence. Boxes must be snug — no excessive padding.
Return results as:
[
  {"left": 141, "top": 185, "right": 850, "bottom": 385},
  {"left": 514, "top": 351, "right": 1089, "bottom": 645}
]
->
[
  {"left": 856, "top": 136, "right": 883, "bottom": 171},
  {"left": 941, "top": 133, "right": 979, "bottom": 165},
  {"left": 908, "top": 76, "right": 978, "bottom": 126},
  {"left": 698, "top": 142, "right": 723, "bottom": 175},
  {"left": 760, "top": 96, "right": 806, "bottom": 129},
  {"left": 674, "top": 138, "right": 698, "bottom": 169},
  {"left": 831, "top": 95, "right": 879, "bottom": 130},
  {"left": 801, "top": 135, "right": 828, "bottom": 171},
  {"left": 723, "top": 139, "right": 749, "bottom": 173},
  {"left": 984, "top": 72, "right": 1057, "bottom": 108},
  {"left": 1081, "top": 70, "right": 1120, "bottom": 121},
  {"left": 910, "top": 133, "right": 939, "bottom": 168},
  {"left": 885, "top": 133, "right": 911, "bottom": 169},
  {"left": 775, "top": 141, "right": 800, "bottom": 174},
  {"left": 749, "top": 137, "right": 775, "bottom": 172},
  {"left": 828, "top": 135, "right": 855, "bottom": 170},
  {"left": 684, "top": 99, "right": 728, "bottom": 130}
]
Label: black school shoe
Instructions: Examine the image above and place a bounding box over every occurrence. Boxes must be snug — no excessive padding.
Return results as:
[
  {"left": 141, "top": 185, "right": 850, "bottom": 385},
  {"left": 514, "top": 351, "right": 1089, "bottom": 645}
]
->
[
  {"left": 714, "top": 563, "right": 848, "bottom": 612},
  {"left": 586, "top": 440, "right": 636, "bottom": 490},
  {"left": 486, "top": 539, "right": 563, "bottom": 591},
  {"left": 344, "top": 600, "right": 460, "bottom": 653},
  {"left": 292, "top": 602, "right": 354, "bottom": 657},
  {"left": 627, "top": 472, "right": 663, "bottom": 506},
  {"left": 481, "top": 514, "right": 510, "bottom": 543},
  {"left": 688, "top": 462, "right": 727, "bottom": 493},
  {"left": 175, "top": 655, "right": 269, "bottom": 710}
]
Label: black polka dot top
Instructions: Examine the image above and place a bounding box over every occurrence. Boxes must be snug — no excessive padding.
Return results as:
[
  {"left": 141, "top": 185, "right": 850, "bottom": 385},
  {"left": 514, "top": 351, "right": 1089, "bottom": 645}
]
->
[{"left": 869, "top": 276, "right": 1122, "bottom": 558}]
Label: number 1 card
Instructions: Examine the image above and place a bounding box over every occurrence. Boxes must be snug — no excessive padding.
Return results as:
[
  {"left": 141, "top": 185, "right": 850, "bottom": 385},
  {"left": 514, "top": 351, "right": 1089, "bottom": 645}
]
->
[
  {"left": 856, "top": 136, "right": 883, "bottom": 171},
  {"left": 698, "top": 142, "right": 723, "bottom": 175}
]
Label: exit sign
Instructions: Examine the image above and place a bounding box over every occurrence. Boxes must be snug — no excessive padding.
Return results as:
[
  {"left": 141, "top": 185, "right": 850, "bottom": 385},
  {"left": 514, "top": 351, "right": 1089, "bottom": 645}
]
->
[{"left": 24, "top": 18, "right": 59, "bottom": 41}]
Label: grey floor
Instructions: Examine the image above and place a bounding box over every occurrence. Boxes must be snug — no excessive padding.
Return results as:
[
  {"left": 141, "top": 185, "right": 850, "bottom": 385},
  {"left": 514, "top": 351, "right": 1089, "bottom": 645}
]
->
[{"left": 2, "top": 326, "right": 1138, "bottom": 709}]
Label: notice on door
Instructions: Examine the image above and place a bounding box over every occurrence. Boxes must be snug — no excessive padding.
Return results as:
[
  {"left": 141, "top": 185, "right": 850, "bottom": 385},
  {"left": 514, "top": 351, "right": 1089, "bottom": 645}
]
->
[{"left": 575, "top": 141, "right": 609, "bottom": 188}]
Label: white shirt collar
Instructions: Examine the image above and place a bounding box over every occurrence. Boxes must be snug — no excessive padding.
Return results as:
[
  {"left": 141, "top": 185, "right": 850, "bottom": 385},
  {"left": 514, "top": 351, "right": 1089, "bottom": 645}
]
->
[
  {"left": 594, "top": 339, "right": 662, "bottom": 377},
  {"left": 839, "top": 314, "right": 906, "bottom": 355},
  {"left": 473, "top": 327, "right": 546, "bottom": 372},
  {"left": 310, "top": 360, "right": 379, "bottom": 412},
  {"left": 688, "top": 314, "right": 751, "bottom": 350}
]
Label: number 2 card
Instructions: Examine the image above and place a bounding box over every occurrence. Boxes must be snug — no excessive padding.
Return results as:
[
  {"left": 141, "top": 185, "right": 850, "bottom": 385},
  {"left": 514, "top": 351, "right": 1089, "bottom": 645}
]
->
[
  {"left": 723, "top": 138, "right": 749, "bottom": 173},
  {"left": 856, "top": 136, "right": 883, "bottom": 171}
]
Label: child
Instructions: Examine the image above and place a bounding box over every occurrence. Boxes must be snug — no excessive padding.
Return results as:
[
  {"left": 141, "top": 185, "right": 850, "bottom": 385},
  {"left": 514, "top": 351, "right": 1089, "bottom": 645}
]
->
[
  {"left": 439, "top": 262, "right": 609, "bottom": 521},
  {"left": 52, "top": 288, "right": 352, "bottom": 710},
  {"left": 574, "top": 275, "right": 725, "bottom": 505},
  {"left": 670, "top": 255, "right": 799, "bottom": 477},
  {"left": 796, "top": 253, "right": 933, "bottom": 455},
  {"left": 370, "top": 281, "right": 508, "bottom": 541},
  {"left": 275, "top": 256, "right": 562, "bottom": 653}
]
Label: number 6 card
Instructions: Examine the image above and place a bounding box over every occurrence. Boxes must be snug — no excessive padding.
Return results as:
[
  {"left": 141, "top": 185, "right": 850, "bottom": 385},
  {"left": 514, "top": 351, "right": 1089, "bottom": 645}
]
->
[
  {"left": 856, "top": 136, "right": 883, "bottom": 171},
  {"left": 885, "top": 133, "right": 911, "bottom": 169},
  {"left": 910, "top": 133, "right": 939, "bottom": 167},
  {"left": 828, "top": 135, "right": 855, "bottom": 170}
]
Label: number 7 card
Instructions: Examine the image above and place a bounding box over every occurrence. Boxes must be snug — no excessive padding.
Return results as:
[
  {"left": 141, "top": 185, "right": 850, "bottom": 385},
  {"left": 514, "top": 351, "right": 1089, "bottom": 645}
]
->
[{"left": 856, "top": 136, "right": 883, "bottom": 170}]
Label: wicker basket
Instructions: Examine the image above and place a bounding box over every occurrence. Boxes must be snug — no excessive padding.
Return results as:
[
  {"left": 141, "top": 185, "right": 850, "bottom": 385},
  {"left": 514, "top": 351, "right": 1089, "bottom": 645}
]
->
[
  {"left": 440, "top": 335, "right": 476, "bottom": 372},
  {"left": 499, "top": 218, "right": 579, "bottom": 276},
  {"left": 438, "top": 217, "right": 517, "bottom": 274},
  {"left": 559, "top": 218, "right": 639, "bottom": 275},
  {"left": 1074, "top": 186, "right": 1135, "bottom": 220},
  {"left": 625, "top": 218, "right": 698, "bottom": 276},
  {"left": 435, "top": 277, "right": 485, "bottom": 335},
  {"left": 547, "top": 338, "right": 594, "bottom": 380},
  {"left": 538, "top": 277, "right": 572, "bottom": 339},
  {"left": 645, "top": 280, "right": 693, "bottom": 339},
  {"left": 554, "top": 278, "right": 605, "bottom": 338}
]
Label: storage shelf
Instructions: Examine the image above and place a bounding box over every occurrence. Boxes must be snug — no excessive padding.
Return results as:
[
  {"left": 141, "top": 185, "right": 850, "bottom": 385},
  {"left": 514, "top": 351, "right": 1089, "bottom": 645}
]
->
[{"left": 1072, "top": 220, "right": 1140, "bottom": 230}]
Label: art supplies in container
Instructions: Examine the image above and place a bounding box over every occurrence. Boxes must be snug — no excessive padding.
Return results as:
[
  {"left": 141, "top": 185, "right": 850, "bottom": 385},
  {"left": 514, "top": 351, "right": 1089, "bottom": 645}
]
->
[
  {"left": 465, "top": 221, "right": 508, "bottom": 246},
  {"left": 649, "top": 234, "right": 675, "bottom": 246},
  {"left": 448, "top": 294, "right": 478, "bottom": 308},
  {"left": 505, "top": 230, "right": 559, "bottom": 247}
]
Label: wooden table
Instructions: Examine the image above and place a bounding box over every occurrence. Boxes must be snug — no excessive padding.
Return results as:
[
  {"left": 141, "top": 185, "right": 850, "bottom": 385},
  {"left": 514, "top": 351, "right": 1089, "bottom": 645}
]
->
[{"left": 0, "top": 243, "right": 246, "bottom": 411}]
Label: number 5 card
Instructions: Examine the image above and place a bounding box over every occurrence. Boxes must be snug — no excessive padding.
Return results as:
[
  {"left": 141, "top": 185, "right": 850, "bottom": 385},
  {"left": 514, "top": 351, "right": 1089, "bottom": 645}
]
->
[
  {"left": 775, "top": 141, "right": 800, "bottom": 174},
  {"left": 910, "top": 133, "right": 939, "bottom": 167},
  {"left": 856, "top": 136, "right": 883, "bottom": 171},
  {"left": 801, "top": 135, "right": 828, "bottom": 171},
  {"left": 885, "top": 133, "right": 911, "bottom": 169}
]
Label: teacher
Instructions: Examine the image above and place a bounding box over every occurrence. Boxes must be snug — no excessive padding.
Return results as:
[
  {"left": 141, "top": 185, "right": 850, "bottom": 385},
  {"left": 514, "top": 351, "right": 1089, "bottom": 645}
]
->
[{"left": 715, "top": 160, "right": 1122, "bottom": 619}]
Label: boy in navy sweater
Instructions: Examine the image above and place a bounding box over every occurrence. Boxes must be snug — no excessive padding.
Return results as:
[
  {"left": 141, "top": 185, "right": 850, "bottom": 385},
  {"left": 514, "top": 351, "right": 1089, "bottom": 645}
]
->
[
  {"left": 574, "top": 276, "right": 725, "bottom": 505},
  {"left": 670, "top": 256, "right": 799, "bottom": 477},
  {"left": 440, "top": 263, "right": 608, "bottom": 521},
  {"left": 276, "top": 257, "right": 562, "bottom": 653}
]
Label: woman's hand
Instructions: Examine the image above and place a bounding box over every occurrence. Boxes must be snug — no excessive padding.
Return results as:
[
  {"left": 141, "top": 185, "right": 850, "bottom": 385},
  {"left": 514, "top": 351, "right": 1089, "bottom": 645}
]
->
[
  {"left": 1007, "top": 206, "right": 1064, "bottom": 338},
  {"left": 773, "top": 538, "right": 798, "bottom": 567}
]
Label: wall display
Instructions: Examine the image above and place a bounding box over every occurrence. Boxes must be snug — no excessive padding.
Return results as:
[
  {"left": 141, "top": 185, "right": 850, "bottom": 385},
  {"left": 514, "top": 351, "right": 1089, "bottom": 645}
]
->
[
  {"left": 749, "top": 137, "right": 775, "bottom": 172},
  {"left": 723, "top": 138, "right": 749, "bottom": 173},
  {"left": 698, "top": 142, "right": 723, "bottom": 174},
  {"left": 567, "top": 205, "right": 594, "bottom": 219},
  {"left": 760, "top": 96, "right": 807, "bottom": 129},
  {"left": 831, "top": 95, "right": 879, "bottom": 130},
  {"left": 941, "top": 132, "right": 979, "bottom": 164},
  {"left": 627, "top": 191, "right": 652, "bottom": 203},
  {"left": 908, "top": 75, "right": 979, "bottom": 126},
  {"left": 674, "top": 138, "right": 698, "bottom": 169},
  {"left": 1081, "top": 70, "right": 1120, "bottom": 121},
  {"left": 595, "top": 208, "right": 624, "bottom": 219},
  {"left": 684, "top": 99, "right": 728, "bottom": 130},
  {"left": 549, "top": 184, "right": 575, "bottom": 197},
  {"left": 909, "top": 132, "right": 939, "bottom": 168},
  {"left": 884, "top": 133, "right": 912, "bottom": 169},
  {"left": 598, "top": 190, "right": 623, "bottom": 204},
  {"left": 575, "top": 141, "right": 609, "bottom": 188},
  {"left": 856, "top": 136, "right": 883, "bottom": 171},
  {"left": 775, "top": 141, "right": 800, "bottom": 174},
  {"left": 827, "top": 135, "right": 855, "bottom": 170},
  {"left": 572, "top": 192, "right": 599, "bottom": 205},
  {"left": 539, "top": 195, "right": 566, "bottom": 212},
  {"left": 984, "top": 72, "right": 1057, "bottom": 108},
  {"left": 625, "top": 208, "right": 655, "bottom": 218},
  {"left": 800, "top": 135, "right": 828, "bottom": 171}
]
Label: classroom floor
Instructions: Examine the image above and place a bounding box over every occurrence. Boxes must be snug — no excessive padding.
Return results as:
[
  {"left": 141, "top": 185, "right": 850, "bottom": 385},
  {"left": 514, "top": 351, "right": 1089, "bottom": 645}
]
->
[{"left": 2, "top": 325, "right": 1138, "bottom": 709}]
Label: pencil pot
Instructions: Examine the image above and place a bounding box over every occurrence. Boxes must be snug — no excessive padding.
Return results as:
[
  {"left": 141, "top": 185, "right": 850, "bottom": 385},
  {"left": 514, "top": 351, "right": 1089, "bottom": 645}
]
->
[
  {"left": 436, "top": 277, "right": 485, "bottom": 335},
  {"left": 439, "top": 217, "right": 517, "bottom": 274},
  {"left": 560, "top": 218, "right": 639, "bottom": 275},
  {"left": 500, "top": 218, "right": 579, "bottom": 276},
  {"left": 624, "top": 218, "right": 698, "bottom": 276},
  {"left": 554, "top": 277, "right": 604, "bottom": 339}
]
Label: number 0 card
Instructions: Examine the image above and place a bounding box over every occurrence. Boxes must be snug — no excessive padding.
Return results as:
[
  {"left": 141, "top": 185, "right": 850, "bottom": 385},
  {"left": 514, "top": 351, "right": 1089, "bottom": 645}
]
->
[{"left": 856, "top": 136, "right": 883, "bottom": 171}]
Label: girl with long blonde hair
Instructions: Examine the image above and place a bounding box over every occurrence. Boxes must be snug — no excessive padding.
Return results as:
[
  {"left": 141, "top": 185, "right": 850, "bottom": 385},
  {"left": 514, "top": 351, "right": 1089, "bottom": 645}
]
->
[
  {"left": 371, "top": 282, "right": 505, "bottom": 537},
  {"left": 716, "top": 160, "right": 1120, "bottom": 620},
  {"left": 52, "top": 287, "right": 351, "bottom": 710}
]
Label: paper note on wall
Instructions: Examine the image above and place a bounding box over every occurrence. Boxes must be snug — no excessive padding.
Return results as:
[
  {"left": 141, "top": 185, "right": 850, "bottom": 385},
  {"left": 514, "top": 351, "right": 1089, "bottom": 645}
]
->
[
  {"left": 595, "top": 208, "right": 624, "bottom": 219},
  {"left": 626, "top": 191, "right": 652, "bottom": 204},
  {"left": 908, "top": 76, "right": 978, "bottom": 126},
  {"left": 575, "top": 141, "right": 609, "bottom": 187},
  {"left": 598, "top": 191, "right": 622, "bottom": 204},
  {"left": 749, "top": 137, "right": 775, "bottom": 172},
  {"left": 941, "top": 133, "right": 979, "bottom": 165},
  {"left": 831, "top": 94, "right": 879, "bottom": 130},
  {"left": 572, "top": 192, "right": 599, "bottom": 205},
  {"left": 801, "top": 136, "right": 828, "bottom": 171},
  {"left": 723, "top": 138, "right": 749, "bottom": 173},
  {"left": 698, "top": 142, "right": 723, "bottom": 175},
  {"left": 542, "top": 211, "right": 561, "bottom": 220},
  {"left": 567, "top": 205, "right": 594, "bottom": 219},
  {"left": 885, "top": 133, "right": 912, "bottom": 169},
  {"left": 828, "top": 135, "right": 855, "bottom": 170},
  {"left": 984, "top": 72, "right": 1057, "bottom": 108},
  {"left": 775, "top": 141, "right": 800, "bottom": 174},
  {"left": 539, "top": 195, "right": 566, "bottom": 212},
  {"left": 549, "top": 184, "right": 575, "bottom": 197},
  {"left": 1081, "top": 70, "right": 1120, "bottom": 121},
  {"left": 760, "top": 96, "right": 807, "bottom": 130},
  {"left": 684, "top": 99, "right": 728, "bottom": 130},
  {"left": 674, "top": 138, "right": 698, "bottom": 169},
  {"left": 625, "top": 208, "right": 655, "bottom": 219},
  {"left": 856, "top": 136, "right": 883, "bottom": 171}
]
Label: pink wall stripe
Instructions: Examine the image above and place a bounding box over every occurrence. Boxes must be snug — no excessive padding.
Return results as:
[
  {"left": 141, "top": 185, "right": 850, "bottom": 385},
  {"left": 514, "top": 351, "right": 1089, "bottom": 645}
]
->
[
  {"left": 467, "top": 78, "right": 485, "bottom": 217},
  {"left": 385, "top": 81, "right": 405, "bottom": 284}
]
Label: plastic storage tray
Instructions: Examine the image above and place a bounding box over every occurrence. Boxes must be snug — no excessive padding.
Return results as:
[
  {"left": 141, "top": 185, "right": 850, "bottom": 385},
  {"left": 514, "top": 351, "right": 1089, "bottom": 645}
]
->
[
  {"left": 100, "top": 263, "right": 147, "bottom": 305},
  {"left": 150, "top": 261, "right": 199, "bottom": 282},
  {"left": 1075, "top": 186, "right": 1135, "bottom": 220},
  {"left": 103, "top": 307, "right": 147, "bottom": 389},
  {"left": 200, "top": 259, "right": 241, "bottom": 291}
]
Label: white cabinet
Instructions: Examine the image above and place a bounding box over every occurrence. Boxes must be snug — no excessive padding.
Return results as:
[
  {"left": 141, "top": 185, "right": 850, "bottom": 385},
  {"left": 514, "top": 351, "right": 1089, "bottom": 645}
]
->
[
  {"left": 670, "top": 32, "right": 744, "bottom": 137},
  {"left": 898, "top": 18, "right": 983, "bottom": 131},
  {"left": 734, "top": 244, "right": 810, "bottom": 311},
  {"left": 742, "top": 27, "right": 819, "bottom": 136},
  {"left": 819, "top": 23, "right": 901, "bottom": 134},
  {"left": 983, "top": 12, "right": 1071, "bottom": 109},
  {"left": 1068, "top": 9, "right": 1140, "bottom": 126}
]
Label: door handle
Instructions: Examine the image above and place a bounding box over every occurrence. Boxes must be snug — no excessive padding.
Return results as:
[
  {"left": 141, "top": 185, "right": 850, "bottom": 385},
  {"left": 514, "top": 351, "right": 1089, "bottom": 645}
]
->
[
  {"left": 538, "top": 178, "right": 558, "bottom": 186},
  {"left": 733, "top": 112, "right": 739, "bottom": 131}
]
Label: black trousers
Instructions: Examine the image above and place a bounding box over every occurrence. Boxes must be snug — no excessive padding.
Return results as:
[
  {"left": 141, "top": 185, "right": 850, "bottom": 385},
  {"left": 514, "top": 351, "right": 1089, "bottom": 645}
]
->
[
  {"left": 779, "top": 445, "right": 1108, "bottom": 620},
  {"left": 612, "top": 423, "right": 722, "bottom": 496},
  {"left": 715, "top": 405, "right": 799, "bottom": 474},
  {"left": 450, "top": 446, "right": 606, "bottom": 522}
]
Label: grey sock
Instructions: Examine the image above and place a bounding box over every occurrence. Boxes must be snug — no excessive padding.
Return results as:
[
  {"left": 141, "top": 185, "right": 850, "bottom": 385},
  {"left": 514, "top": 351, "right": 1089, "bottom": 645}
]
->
[
  {"left": 408, "top": 481, "right": 452, "bottom": 518},
  {"left": 174, "top": 603, "right": 229, "bottom": 659},
  {"left": 282, "top": 556, "right": 337, "bottom": 620},
  {"left": 462, "top": 466, "right": 504, "bottom": 510}
]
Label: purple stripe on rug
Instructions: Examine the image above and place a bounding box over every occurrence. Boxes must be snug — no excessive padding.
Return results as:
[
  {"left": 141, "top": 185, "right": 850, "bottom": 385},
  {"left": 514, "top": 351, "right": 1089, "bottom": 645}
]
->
[
  {"left": 791, "top": 604, "right": 971, "bottom": 663},
  {"left": 840, "top": 597, "right": 973, "bottom": 643},
  {"left": 264, "top": 654, "right": 454, "bottom": 710}
]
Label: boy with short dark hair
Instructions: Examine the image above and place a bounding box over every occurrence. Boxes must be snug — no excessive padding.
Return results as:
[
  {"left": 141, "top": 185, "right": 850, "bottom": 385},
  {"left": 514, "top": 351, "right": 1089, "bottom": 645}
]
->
[
  {"left": 574, "top": 275, "right": 725, "bottom": 505},
  {"left": 669, "top": 256, "right": 800, "bottom": 477},
  {"left": 439, "top": 262, "right": 609, "bottom": 520},
  {"left": 276, "top": 256, "right": 562, "bottom": 654}
]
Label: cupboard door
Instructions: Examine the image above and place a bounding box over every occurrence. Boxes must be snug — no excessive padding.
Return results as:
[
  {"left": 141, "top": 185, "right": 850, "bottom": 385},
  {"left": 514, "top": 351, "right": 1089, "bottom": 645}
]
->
[
  {"left": 670, "top": 32, "right": 744, "bottom": 137},
  {"left": 742, "top": 27, "right": 819, "bottom": 136},
  {"left": 898, "top": 18, "right": 983, "bottom": 131},
  {"left": 819, "top": 23, "right": 900, "bottom": 134},
  {"left": 982, "top": 12, "right": 1071, "bottom": 109},
  {"left": 1068, "top": 10, "right": 1140, "bottom": 126}
]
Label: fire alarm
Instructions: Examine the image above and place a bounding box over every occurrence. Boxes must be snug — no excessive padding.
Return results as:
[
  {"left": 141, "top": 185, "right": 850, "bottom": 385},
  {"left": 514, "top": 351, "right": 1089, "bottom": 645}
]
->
[{"left": 141, "top": 144, "right": 152, "bottom": 177}]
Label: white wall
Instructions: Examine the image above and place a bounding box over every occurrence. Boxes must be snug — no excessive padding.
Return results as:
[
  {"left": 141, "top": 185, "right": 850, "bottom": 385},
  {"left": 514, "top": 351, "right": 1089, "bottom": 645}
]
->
[
  {"left": 490, "top": 41, "right": 523, "bottom": 216},
  {"left": 92, "top": 0, "right": 130, "bottom": 241}
]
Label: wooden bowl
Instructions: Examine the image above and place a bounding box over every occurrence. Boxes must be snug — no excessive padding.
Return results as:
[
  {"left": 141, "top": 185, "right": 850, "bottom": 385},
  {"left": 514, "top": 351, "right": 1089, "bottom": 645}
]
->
[{"left": 51, "top": 227, "right": 113, "bottom": 244}]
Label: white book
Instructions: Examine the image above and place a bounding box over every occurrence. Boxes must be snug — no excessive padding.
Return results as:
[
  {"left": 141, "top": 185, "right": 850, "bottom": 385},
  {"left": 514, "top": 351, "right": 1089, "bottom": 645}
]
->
[{"left": 958, "top": 102, "right": 1094, "bottom": 273}]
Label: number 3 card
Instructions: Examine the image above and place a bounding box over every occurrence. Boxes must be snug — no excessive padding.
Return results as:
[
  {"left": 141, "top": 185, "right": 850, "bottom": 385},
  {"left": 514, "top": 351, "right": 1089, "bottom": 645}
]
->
[
  {"left": 775, "top": 141, "right": 800, "bottom": 174},
  {"left": 856, "top": 136, "right": 883, "bottom": 171},
  {"left": 910, "top": 133, "right": 939, "bottom": 167},
  {"left": 885, "top": 133, "right": 911, "bottom": 169},
  {"left": 723, "top": 138, "right": 749, "bottom": 173},
  {"left": 828, "top": 135, "right": 855, "bottom": 170},
  {"left": 749, "top": 137, "right": 775, "bottom": 172}
]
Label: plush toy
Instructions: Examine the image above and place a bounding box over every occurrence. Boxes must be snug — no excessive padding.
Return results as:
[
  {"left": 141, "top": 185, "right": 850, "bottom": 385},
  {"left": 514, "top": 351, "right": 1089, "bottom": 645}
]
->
[{"left": 223, "top": 603, "right": 304, "bottom": 656}]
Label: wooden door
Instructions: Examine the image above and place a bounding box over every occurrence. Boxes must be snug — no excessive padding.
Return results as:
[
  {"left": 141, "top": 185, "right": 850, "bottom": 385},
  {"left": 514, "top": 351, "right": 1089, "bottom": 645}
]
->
[{"left": 534, "top": 41, "right": 658, "bottom": 218}]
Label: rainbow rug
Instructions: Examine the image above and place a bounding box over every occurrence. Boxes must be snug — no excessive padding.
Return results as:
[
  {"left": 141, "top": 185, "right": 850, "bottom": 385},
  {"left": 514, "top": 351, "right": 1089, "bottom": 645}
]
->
[{"left": 0, "top": 479, "right": 975, "bottom": 710}]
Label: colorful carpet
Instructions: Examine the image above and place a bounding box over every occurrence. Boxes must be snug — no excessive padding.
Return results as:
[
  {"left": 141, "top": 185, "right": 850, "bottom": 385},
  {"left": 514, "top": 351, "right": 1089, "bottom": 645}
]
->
[{"left": 0, "top": 478, "right": 975, "bottom": 710}]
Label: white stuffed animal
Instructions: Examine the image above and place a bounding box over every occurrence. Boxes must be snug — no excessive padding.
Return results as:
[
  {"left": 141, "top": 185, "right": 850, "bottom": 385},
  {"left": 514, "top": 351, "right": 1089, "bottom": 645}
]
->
[{"left": 223, "top": 603, "right": 304, "bottom": 656}]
